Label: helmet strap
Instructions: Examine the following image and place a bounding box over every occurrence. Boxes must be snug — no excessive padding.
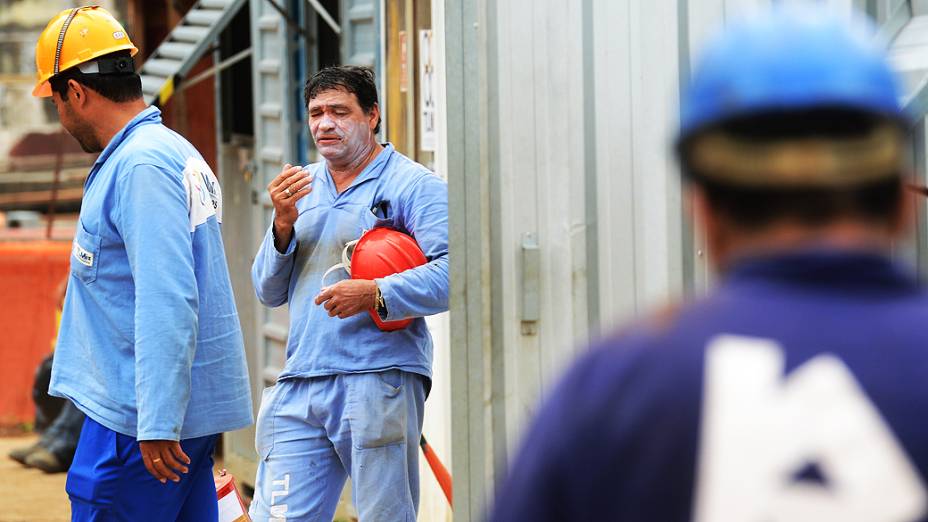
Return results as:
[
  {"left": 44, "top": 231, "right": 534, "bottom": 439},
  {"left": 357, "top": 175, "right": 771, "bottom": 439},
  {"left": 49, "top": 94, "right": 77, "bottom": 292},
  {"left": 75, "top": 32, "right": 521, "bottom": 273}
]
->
[
  {"left": 320, "top": 238, "right": 360, "bottom": 287},
  {"left": 54, "top": 8, "right": 82, "bottom": 75}
]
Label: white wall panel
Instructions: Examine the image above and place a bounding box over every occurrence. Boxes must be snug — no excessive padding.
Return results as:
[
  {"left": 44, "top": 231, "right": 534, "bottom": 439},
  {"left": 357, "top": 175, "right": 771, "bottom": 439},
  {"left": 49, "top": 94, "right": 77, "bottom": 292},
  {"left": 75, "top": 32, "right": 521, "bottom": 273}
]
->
[
  {"left": 477, "top": 0, "right": 692, "bottom": 481},
  {"left": 445, "top": 1, "right": 921, "bottom": 520},
  {"left": 628, "top": 0, "right": 684, "bottom": 312},
  {"left": 489, "top": 0, "right": 592, "bottom": 457},
  {"left": 418, "top": 1, "right": 453, "bottom": 519}
]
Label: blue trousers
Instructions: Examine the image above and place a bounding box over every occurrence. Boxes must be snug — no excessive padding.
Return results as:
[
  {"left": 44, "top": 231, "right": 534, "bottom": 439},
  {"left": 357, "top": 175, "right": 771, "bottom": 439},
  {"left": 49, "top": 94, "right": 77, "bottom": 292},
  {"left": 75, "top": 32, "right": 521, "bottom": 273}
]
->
[
  {"left": 67, "top": 417, "right": 219, "bottom": 521},
  {"left": 249, "top": 370, "right": 427, "bottom": 522}
]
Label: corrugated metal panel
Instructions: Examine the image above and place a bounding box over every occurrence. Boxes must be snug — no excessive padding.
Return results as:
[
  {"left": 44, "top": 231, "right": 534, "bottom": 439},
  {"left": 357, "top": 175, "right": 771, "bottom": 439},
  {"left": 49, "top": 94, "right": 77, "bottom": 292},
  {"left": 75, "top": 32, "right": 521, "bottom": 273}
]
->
[
  {"left": 481, "top": 0, "right": 694, "bottom": 474},
  {"left": 446, "top": 1, "right": 790, "bottom": 519}
]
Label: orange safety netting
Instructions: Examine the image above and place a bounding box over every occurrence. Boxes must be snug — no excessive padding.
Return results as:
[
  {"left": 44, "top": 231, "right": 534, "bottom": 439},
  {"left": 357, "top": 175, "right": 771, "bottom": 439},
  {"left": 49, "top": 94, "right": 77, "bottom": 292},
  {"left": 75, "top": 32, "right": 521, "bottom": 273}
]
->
[{"left": 0, "top": 241, "right": 70, "bottom": 426}]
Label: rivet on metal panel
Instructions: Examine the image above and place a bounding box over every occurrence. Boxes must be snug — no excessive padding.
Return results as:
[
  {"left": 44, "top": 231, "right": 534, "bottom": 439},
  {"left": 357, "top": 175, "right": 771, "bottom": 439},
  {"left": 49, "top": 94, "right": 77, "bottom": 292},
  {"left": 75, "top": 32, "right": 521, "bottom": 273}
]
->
[{"left": 521, "top": 232, "right": 540, "bottom": 336}]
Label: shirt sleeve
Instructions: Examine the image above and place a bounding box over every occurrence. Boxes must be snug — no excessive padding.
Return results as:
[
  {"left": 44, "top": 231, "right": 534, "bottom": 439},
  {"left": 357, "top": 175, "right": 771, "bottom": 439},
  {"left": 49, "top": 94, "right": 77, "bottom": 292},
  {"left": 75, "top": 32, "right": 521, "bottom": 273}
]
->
[
  {"left": 251, "top": 221, "right": 297, "bottom": 307},
  {"left": 375, "top": 172, "right": 449, "bottom": 321},
  {"left": 116, "top": 163, "right": 197, "bottom": 441}
]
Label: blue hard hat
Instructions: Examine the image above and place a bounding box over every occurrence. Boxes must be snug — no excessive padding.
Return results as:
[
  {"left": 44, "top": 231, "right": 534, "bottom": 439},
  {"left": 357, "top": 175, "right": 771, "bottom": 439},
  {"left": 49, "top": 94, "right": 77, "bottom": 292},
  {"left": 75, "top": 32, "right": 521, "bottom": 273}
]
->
[{"left": 679, "top": 4, "right": 906, "bottom": 139}]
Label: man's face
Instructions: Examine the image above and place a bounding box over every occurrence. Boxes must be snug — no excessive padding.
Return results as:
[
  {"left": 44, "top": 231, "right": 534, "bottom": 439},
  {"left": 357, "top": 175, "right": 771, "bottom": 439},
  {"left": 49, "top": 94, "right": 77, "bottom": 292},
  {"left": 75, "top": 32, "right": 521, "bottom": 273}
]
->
[
  {"left": 307, "top": 88, "right": 377, "bottom": 165},
  {"left": 51, "top": 89, "right": 101, "bottom": 153}
]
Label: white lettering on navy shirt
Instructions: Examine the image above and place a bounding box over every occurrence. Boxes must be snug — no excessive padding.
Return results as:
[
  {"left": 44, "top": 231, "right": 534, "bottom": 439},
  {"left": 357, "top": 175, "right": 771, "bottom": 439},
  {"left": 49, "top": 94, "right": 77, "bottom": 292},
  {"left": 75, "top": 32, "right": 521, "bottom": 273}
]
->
[{"left": 694, "top": 334, "right": 927, "bottom": 522}]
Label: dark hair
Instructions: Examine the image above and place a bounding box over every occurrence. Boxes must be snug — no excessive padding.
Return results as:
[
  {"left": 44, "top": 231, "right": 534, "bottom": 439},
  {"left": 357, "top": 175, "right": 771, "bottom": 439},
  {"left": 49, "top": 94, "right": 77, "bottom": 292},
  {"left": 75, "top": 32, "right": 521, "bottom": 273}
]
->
[
  {"left": 695, "top": 177, "right": 902, "bottom": 229},
  {"left": 679, "top": 108, "right": 906, "bottom": 229},
  {"left": 304, "top": 65, "right": 381, "bottom": 134},
  {"left": 49, "top": 51, "right": 142, "bottom": 103}
]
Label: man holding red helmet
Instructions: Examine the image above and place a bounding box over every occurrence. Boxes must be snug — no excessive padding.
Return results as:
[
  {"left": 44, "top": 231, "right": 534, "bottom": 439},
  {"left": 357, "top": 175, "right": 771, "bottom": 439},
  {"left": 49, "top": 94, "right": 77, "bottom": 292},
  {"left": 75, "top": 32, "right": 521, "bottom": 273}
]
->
[{"left": 250, "top": 65, "right": 449, "bottom": 521}]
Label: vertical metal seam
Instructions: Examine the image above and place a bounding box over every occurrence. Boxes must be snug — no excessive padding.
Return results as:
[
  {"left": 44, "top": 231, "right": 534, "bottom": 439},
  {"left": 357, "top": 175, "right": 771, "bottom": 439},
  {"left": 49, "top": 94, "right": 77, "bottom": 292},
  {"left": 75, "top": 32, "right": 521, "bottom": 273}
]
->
[
  {"left": 447, "top": 0, "right": 475, "bottom": 517},
  {"left": 486, "top": 0, "right": 507, "bottom": 497},
  {"left": 678, "top": 0, "right": 694, "bottom": 296},
  {"left": 626, "top": 0, "right": 640, "bottom": 313},
  {"left": 582, "top": 0, "right": 600, "bottom": 334}
]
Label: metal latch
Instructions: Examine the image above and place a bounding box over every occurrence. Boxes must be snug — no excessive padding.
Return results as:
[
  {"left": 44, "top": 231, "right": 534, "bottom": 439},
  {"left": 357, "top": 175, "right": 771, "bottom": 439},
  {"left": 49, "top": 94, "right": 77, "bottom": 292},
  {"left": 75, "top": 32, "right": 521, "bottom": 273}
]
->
[{"left": 521, "top": 232, "right": 540, "bottom": 335}]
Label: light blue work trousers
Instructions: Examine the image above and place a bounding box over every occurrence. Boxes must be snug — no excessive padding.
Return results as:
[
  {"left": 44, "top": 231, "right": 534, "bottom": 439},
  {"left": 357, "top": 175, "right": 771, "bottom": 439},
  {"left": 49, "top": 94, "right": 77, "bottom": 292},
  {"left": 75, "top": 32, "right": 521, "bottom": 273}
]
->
[{"left": 249, "top": 370, "right": 427, "bottom": 522}]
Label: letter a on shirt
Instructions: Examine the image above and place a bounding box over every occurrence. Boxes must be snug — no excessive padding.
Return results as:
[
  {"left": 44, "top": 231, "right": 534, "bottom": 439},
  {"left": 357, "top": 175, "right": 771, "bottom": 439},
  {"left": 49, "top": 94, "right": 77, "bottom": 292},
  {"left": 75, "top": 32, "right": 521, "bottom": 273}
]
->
[{"left": 693, "top": 335, "right": 928, "bottom": 522}]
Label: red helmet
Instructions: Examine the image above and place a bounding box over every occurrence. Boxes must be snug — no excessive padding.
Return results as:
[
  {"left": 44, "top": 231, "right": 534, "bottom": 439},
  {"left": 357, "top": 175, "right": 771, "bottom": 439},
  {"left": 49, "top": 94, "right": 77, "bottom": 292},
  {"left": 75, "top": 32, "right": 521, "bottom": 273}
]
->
[{"left": 322, "top": 227, "right": 427, "bottom": 331}]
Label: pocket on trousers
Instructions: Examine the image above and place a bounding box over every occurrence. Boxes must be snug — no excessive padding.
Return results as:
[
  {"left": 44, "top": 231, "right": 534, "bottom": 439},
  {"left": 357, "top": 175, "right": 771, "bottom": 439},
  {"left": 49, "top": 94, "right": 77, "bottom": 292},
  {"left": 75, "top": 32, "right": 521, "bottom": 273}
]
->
[
  {"left": 254, "top": 385, "right": 277, "bottom": 460},
  {"left": 376, "top": 369, "right": 405, "bottom": 395},
  {"left": 66, "top": 419, "right": 120, "bottom": 506},
  {"left": 351, "top": 371, "right": 408, "bottom": 449}
]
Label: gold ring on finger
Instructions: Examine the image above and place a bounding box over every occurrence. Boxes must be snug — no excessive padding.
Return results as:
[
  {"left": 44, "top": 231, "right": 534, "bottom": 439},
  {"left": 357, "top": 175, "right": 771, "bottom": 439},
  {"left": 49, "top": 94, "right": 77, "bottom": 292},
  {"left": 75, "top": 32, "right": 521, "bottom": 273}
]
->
[{"left": 152, "top": 458, "right": 162, "bottom": 463}]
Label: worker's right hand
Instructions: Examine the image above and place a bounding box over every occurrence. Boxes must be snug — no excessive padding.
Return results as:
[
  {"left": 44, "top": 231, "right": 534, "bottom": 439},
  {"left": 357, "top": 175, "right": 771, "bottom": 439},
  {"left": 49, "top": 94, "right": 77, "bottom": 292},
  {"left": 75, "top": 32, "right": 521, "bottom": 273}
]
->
[{"left": 269, "top": 164, "right": 313, "bottom": 252}]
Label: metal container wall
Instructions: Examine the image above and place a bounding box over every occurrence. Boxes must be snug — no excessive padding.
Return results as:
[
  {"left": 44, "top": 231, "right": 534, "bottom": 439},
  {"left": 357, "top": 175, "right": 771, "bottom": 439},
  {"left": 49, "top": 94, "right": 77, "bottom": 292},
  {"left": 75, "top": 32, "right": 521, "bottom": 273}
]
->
[{"left": 444, "top": 1, "right": 873, "bottom": 520}]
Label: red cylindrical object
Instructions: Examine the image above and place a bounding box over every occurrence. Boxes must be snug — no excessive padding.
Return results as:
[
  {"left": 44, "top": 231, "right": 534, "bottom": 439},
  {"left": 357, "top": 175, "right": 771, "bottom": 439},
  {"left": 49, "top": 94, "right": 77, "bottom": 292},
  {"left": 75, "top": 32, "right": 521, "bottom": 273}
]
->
[
  {"left": 215, "top": 470, "right": 250, "bottom": 522},
  {"left": 350, "top": 228, "right": 428, "bottom": 331},
  {"left": 420, "top": 435, "right": 453, "bottom": 507}
]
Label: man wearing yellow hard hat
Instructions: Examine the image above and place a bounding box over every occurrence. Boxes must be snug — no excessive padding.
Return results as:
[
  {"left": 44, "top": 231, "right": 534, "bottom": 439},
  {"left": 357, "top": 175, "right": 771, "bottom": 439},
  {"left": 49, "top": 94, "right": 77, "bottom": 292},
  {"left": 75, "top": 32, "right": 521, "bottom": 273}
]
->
[{"left": 33, "top": 6, "right": 252, "bottom": 520}]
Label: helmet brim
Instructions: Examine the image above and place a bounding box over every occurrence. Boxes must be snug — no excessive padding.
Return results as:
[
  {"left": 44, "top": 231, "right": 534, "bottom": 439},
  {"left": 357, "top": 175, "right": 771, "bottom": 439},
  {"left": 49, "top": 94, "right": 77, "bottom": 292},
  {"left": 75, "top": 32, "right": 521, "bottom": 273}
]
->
[{"left": 32, "top": 80, "right": 52, "bottom": 98}]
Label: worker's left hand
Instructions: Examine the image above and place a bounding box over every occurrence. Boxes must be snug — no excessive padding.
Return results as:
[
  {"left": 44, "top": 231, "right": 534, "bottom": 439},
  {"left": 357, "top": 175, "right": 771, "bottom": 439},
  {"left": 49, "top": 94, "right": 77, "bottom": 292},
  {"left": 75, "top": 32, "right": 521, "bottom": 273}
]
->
[
  {"left": 139, "top": 440, "right": 190, "bottom": 484},
  {"left": 315, "top": 279, "right": 378, "bottom": 319}
]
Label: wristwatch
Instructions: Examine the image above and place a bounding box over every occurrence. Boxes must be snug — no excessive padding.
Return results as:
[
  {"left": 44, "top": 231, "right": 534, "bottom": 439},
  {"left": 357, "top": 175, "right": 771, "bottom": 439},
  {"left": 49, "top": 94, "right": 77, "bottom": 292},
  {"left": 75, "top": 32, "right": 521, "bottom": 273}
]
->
[{"left": 374, "top": 284, "right": 388, "bottom": 319}]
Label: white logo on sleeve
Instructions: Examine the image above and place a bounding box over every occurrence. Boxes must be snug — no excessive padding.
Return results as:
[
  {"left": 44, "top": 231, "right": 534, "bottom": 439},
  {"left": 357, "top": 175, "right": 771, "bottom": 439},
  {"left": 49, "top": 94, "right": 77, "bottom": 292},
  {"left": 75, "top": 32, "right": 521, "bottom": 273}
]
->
[
  {"left": 693, "top": 335, "right": 927, "bottom": 522},
  {"left": 182, "top": 157, "right": 222, "bottom": 231}
]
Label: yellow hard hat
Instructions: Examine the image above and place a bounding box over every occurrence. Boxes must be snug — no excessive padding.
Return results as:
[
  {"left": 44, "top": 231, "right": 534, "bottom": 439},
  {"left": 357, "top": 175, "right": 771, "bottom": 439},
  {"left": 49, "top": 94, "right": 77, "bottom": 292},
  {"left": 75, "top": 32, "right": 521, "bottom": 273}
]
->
[{"left": 32, "top": 5, "right": 138, "bottom": 98}]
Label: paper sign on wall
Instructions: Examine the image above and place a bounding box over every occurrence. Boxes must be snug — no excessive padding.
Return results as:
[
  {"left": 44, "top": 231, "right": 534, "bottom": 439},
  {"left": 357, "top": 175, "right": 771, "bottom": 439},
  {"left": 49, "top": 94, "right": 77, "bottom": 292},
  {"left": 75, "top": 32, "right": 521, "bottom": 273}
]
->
[{"left": 419, "top": 29, "right": 436, "bottom": 152}]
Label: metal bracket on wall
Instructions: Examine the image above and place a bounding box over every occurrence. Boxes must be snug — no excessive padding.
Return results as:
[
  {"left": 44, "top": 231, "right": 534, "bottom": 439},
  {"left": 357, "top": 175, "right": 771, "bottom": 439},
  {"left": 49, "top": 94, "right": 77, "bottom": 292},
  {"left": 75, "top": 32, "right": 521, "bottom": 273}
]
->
[
  {"left": 521, "top": 232, "right": 540, "bottom": 336},
  {"left": 265, "top": 0, "right": 309, "bottom": 39}
]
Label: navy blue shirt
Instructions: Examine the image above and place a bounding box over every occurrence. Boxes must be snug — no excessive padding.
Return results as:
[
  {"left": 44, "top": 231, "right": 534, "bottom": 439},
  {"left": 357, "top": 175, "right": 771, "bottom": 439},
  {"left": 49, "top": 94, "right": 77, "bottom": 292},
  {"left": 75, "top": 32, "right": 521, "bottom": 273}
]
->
[{"left": 491, "top": 250, "right": 928, "bottom": 521}]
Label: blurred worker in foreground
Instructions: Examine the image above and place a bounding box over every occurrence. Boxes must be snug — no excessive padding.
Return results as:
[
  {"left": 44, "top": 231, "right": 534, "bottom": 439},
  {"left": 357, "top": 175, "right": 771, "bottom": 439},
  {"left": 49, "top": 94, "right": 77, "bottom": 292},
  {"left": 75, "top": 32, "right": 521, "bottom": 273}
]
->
[
  {"left": 8, "top": 278, "right": 84, "bottom": 473},
  {"left": 492, "top": 5, "right": 928, "bottom": 521},
  {"left": 33, "top": 6, "right": 252, "bottom": 520},
  {"left": 250, "top": 65, "right": 448, "bottom": 520}
]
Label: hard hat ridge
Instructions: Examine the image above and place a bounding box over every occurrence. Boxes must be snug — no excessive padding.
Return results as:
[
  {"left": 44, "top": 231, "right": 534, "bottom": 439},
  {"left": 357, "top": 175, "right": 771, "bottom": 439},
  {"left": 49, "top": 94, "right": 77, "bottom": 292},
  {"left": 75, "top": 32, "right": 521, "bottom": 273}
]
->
[
  {"left": 32, "top": 5, "right": 138, "bottom": 98},
  {"left": 678, "top": 3, "right": 908, "bottom": 188},
  {"left": 679, "top": 4, "right": 905, "bottom": 138}
]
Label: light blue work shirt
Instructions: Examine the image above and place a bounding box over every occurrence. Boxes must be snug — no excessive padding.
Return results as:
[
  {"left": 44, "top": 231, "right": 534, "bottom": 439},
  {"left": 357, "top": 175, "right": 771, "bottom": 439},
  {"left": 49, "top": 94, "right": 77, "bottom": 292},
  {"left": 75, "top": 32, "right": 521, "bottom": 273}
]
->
[
  {"left": 50, "top": 107, "right": 253, "bottom": 441},
  {"left": 252, "top": 144, "right": 448, "bottom": 381}
]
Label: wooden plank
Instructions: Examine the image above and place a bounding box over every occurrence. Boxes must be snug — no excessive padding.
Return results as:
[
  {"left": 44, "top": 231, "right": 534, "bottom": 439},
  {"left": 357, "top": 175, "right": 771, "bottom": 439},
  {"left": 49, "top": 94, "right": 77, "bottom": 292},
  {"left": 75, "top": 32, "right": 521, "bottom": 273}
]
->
[{"left": 0, "top": 188, "right": 84, "bottom": 207}]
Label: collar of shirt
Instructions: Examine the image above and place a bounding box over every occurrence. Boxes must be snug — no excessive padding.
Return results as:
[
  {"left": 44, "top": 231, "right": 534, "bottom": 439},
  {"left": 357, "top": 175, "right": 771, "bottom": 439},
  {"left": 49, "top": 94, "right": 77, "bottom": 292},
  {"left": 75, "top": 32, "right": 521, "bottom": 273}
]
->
[
  {"left": 723, "top": 247, "right": 918, "bottom": 293},
  {"left": 320, "top": 143, "right": 395, "bottom": 198},
  {"left": 85, "top": 106, "right": 163, "bottom": 187}
]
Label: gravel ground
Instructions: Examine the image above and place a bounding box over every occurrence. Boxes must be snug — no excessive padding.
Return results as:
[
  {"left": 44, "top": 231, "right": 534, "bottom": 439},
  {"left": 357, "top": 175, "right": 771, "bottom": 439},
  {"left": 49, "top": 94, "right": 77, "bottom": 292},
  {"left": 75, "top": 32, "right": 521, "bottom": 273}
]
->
[{"left": 0, "top": 434, "right": 69, "bottom": 522}]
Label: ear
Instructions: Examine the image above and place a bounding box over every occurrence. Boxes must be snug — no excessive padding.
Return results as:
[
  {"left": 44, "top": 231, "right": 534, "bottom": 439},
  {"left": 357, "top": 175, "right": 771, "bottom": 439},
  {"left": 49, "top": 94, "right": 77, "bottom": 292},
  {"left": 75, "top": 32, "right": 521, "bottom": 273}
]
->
[
  {"left": 894, "top": 175, "right": 917, "bottom": 238},
  {"left": 690, "top": 185, "right": 713, "bottom": 233},
  {"left": 691, "top": 185, "right": 728, "bottom": 273},
  {"left": 67, "top": 79, "right": 89, "bottom": 109},
  {"left": 368, "top": 103, "right": 380, "bottom": 131}
]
